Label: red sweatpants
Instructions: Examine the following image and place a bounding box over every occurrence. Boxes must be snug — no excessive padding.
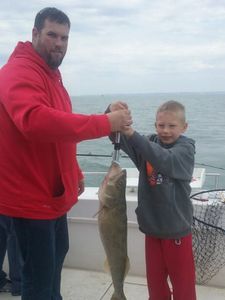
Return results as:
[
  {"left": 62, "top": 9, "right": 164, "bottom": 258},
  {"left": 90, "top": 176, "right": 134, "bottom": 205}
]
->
[{"left": 145, "top": 234, "right": 196, "bottom": 300}]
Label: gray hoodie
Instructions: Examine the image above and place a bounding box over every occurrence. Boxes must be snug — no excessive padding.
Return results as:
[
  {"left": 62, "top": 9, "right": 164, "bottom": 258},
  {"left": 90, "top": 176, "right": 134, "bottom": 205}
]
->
[{"left": 119, "top": 131, "right": 195, "bottom": 239}]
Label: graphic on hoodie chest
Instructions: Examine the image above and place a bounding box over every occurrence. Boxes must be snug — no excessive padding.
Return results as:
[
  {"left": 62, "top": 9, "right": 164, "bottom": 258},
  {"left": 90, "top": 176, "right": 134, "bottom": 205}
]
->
[{"left": 146, "top": 161, "right": 169, "bottom": 186}]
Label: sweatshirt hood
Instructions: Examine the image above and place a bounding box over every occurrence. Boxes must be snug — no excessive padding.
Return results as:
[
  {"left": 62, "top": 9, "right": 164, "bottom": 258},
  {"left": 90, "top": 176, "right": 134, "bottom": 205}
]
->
[{"left": 8, "top": 41, "right": 61, "bottom": 79}]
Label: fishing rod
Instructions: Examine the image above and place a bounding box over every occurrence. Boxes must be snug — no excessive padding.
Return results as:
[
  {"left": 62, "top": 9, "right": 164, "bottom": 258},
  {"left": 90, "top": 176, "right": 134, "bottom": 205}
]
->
[{"left": 112, "top": 132, "right": 121, "bottom": 163}]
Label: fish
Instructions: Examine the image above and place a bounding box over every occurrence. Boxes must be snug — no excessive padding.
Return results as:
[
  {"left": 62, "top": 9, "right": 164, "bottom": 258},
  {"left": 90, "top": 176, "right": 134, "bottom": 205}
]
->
[{"left": 98, "top": 161, "right": 130, "bottom": 300}]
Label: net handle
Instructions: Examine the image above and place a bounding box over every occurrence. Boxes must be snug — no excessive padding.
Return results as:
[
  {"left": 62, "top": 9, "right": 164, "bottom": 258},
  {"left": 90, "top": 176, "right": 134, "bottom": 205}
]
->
[{"left": 190, "top": 188, "right": 225, "bottom": 199}]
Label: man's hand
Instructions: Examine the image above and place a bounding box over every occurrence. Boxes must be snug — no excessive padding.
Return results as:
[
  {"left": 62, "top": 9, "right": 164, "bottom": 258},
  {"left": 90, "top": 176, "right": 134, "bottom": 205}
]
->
[
  {"left": 107, "top": 109, "right": 132, "bottom": 132},
  {"left": 121, "top": 125, "right": 135, "bottom": 137},
  {"left": 107, "top": 100, "right": 134, "bottom": 135}
]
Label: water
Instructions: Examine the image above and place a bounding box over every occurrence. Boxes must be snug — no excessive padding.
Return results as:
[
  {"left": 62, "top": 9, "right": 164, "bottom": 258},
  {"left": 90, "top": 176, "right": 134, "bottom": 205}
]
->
[{"left": 72, "top": 92, "right": 225, "bottom": 189}]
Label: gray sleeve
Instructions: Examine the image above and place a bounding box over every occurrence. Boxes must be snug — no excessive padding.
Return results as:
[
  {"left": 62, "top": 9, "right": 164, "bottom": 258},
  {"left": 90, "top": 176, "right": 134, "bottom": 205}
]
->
[
  {"left": 108, "top": 131, "right": 142, "bottom": 169},
  {"left": 120, "top": 134, "right": 142, "bottom": 169}
]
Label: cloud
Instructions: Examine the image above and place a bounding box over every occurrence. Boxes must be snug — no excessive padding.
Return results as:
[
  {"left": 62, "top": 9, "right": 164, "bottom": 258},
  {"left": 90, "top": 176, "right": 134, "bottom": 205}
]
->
[{"left": 1, "top": 0, "right": 225, "bottom": 94}]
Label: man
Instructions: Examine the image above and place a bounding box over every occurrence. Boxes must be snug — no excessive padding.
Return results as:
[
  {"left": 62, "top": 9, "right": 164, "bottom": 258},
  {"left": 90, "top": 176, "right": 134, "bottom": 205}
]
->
[{"left": 0, "top": 7, "right": 132, "bottom": 300}]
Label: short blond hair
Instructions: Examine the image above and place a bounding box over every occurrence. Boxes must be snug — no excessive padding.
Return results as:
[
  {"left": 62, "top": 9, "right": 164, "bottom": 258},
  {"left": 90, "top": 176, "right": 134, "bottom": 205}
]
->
[{"left": 156, "top": 100, "right": 186, "bottom": 123}]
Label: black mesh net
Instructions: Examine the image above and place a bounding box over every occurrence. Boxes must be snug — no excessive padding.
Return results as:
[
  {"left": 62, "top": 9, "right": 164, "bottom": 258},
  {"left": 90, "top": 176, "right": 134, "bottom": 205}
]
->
[{"left": 191, "top": 189, "right": 225, "bottom": 284}]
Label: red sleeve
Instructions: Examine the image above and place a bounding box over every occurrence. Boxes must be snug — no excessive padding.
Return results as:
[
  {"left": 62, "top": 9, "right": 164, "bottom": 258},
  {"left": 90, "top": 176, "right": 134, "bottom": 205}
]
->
[{"left": 0, "top": 65, "right": 111, "bottom": 143}]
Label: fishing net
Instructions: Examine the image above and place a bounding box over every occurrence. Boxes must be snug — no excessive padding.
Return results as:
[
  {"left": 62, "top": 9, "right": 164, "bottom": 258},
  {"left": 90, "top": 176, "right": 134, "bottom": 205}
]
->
[{"left": 191, "top": 189, "right": 225, "bottom": 284}]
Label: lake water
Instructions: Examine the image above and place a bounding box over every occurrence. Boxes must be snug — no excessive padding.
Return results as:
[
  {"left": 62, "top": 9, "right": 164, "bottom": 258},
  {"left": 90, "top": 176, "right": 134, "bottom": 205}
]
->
[{"left": 72, "top": 92, "right": 225, "bottom": 189}]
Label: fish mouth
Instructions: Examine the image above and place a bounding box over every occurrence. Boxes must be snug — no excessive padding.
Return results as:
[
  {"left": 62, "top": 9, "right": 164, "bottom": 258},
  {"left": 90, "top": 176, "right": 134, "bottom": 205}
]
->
[
  {"left": 113, "top": 169, "right": 127, "bottom": 181},
  {"left": 101, "top": 168, "right": 126, "bottom": 189}
]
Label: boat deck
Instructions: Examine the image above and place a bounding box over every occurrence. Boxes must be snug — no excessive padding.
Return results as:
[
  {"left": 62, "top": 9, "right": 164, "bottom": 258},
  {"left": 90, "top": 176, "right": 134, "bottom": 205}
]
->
[{"left": 1, "top": 267, "right": 225, "bottom": 299}]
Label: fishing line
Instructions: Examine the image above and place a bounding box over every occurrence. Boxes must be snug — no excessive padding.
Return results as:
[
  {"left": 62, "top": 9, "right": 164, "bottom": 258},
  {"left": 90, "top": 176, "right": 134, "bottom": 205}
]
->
[
  {"left": 99, "top": 282, "right": 113, "bottom": 300},
  {"left": 195, "top": 163, "right": 225, "bottom": 171}
]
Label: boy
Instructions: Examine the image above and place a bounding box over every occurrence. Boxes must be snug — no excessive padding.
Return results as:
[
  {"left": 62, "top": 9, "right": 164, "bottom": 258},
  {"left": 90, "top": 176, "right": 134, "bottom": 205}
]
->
[{"left": 108, "top": 100, "right": 196, "bottom": 300}]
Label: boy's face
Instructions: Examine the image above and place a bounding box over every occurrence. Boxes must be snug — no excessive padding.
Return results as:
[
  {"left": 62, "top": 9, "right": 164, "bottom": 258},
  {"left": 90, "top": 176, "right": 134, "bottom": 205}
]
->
[{"left": 155, "top": 111, "right": 188, "bottom": 144}]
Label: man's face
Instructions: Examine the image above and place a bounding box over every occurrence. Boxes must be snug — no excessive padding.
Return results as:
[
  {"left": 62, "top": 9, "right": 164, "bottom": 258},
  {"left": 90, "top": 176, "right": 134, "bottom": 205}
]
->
[{"left": 32, "top": 19, "right": 69, "bottom": 69}]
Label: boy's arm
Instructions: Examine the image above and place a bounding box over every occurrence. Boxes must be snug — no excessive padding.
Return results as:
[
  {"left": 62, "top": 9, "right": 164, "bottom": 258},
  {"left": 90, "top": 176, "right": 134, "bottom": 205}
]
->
[
  {"left": 119, "top": 134, "right": 141, "bottom": 169},
  {"left": 128, "top": 131, "right": 195, "bottom": 181}
]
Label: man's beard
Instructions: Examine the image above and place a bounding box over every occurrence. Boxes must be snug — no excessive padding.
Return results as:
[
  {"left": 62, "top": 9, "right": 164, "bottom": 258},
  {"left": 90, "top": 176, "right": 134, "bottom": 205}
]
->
[{"left": 46, "top": 52, "right": 64, "bottom": 69}]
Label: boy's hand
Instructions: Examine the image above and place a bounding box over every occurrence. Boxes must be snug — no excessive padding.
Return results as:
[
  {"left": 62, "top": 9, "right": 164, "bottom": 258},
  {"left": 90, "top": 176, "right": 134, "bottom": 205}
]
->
[
  {"left": 107, "top": 109, "right": 132, "bottom": 132},
  {"left": 121, "top": 125, "right": 135, "bottom": 137},
  {"left": 108, "top": 101, "right": 134, "bottom": 136}
]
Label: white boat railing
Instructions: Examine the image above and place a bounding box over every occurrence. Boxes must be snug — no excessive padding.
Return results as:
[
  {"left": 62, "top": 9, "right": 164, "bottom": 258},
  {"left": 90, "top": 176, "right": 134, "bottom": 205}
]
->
[
  {"left": 205, "top": 172, "right": 221, "bottom": 189},
  {"left": 83, "top": 167, "right": 221, "bottom": 190}
]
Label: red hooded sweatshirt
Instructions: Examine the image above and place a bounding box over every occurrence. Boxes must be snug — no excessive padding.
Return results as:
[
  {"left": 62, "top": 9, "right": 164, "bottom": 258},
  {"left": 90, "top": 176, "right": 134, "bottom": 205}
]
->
[{"left": 0, "top": 41, "right": 111, "bottom": 219}]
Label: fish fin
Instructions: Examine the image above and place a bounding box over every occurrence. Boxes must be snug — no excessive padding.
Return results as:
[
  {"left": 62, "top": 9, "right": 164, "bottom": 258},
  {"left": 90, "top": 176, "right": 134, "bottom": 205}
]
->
[
  {"left": 103, "top": 258, "right": 110, "bottom": 273},
  {"left": 92, "top": 210, "right": 99, "bottom": 218},
  {"left": 92, "top": 206, "right": 104, "bottom": 218},
  {"left": 125, "top": 256, "right": 130, "bottom": 276}
]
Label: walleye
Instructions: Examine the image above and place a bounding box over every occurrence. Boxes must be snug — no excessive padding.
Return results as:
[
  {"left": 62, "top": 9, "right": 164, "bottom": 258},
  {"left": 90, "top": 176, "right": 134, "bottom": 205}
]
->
[{"left": 98, "top": 161, "right": 129, "bottom": 300}]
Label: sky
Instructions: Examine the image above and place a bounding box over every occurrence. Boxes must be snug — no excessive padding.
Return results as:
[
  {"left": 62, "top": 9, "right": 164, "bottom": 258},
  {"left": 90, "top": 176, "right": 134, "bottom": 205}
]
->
[{"left": 1, "top": 0, "right": 225, "bottom": 95}]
